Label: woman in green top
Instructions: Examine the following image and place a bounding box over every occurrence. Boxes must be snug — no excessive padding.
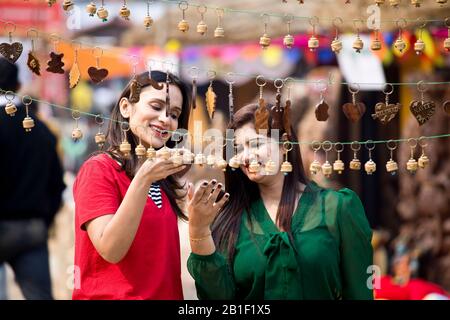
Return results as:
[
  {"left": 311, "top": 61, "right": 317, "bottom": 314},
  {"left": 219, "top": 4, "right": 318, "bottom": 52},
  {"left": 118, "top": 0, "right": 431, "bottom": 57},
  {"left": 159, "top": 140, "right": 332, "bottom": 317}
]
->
[{"left": 186, "top": 103, "right": 373, "bottom": 300}]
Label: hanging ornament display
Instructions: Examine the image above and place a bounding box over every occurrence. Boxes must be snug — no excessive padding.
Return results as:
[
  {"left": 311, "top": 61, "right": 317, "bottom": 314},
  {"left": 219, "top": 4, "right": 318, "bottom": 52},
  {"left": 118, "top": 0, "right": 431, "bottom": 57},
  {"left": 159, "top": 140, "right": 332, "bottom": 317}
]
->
[
  {"left": 69, "top": 42, "right": 81, "bottom": 89},
  {"left": 409, "top": 81, "right": 436, "bottom": 126},
  {"left": 352, "top": 19, "right": 364, "bottom": 53},
  {"left": 86, "top": 1, "right": 97, "bottom": 17},
  {"left": 280, "top": 141, "right": 293, "bottom": 175},
  {"left": 144, "top": 1, "right": 154, "bottom": 30},
  {"left": 349, "top": 141, "right": 362, "bottom": 170},
  {"left": 309, "top": 141, "right": 322, "bottom": 175},
  {"left": 414, "top": 18, "right": 426, "bottom": 55},
  {"left": 119, "top": 122, "right": 132, "bottom": 158},
  {"left": 0, "top": 22, "right": 23, "bottom": 64},
  {"left": 178, "top": 1, "right": 190, "bottom": 32},
  {"left": 119, "top": 0, "right": 131, "bottom": 21},
  {"left": 418, "top": 136, "right": 430, "bottom": 169},
  {"left": 97, "top": 0, "right": 109, "bottom": 22},
  {"left": 4, "top": 91, "right": 17, "bottom": 117},
  {"left": 94, "top": 114, "right": 106, "bottom": 149},
  {"left": 62, "top": 0, "right": 75, "bottom": 12},
  {"left": 411, "top": 0, "right": 422, "bottom": 7},
  {"left": 47, "top": 0, "right": 57, "bottom": 7},
  {"left": 371, "top": 28, "right": 382, "bottom": 51},
  {"left": 333, "top": 143, "right": 345, "bottom": 174},
  {"left": 283, "top": 15, "right": 295, "bottom": 49},
  {"left": 371, "top": 83, "right": 400, "bottom": 125},
  {"left": 364, "top": 140, "right": 377, "bottom": 175},
  {"left": 308, "top": 16, "right": 320, "bottom": 52},
  {"left": 389, "top": 0, "right": 401, "bottom": 8},
  {"left": 406, "top": 138, "right": 419, "bottom": 174},
  {"left": 394, "top": 19, "right": 408, "bottom": 54},
  {"left": 315, "top": 80, "right": 329, "bottom": 121},
  {"left": 321, "top": 141, "right": 333, "bottom": 178},
  {"left": 26, "top": 29, "right": 41, "bottom": 76},
  {"left": 385, "top": 140, "right": 399, "bottom": 176},
  {"left": 271, "top": 79, "right": 284, "bottom": 130},
  {"left": 229, "top": 141, "right": 241, "bottom": 171}
]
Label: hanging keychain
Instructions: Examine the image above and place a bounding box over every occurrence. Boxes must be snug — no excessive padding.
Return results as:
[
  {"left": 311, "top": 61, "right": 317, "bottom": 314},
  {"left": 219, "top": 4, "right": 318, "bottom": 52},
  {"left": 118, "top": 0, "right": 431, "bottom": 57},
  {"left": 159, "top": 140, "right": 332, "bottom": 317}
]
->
[
  {"left": 119, "top": 122, "right": 132, "bottom": 158},
  {"left": 196, "top": 5, "right": 208, "bottom": 35},
  {"left": 86, "top": 1, "right": 97, "bottom": 17},
  {"left": 4, "top": 91, "right": 17, "bottom": 116},
  {"left": 333, "top": 142, "right": 345, "bottom": 174},
  {"left": 394, "top": 19, "right": 407, "bottom": 54},
  {"left": 331, "top": 17, "right": 343, "bottom": 54},
  {"left": 226, "top": 72, "right": 235, "bottom": 123},
  {"left": 259, "top": 14, "right": 271, "bottom": 49},
  {"left": 214, "top": 8, "right": 225, "bottom": 38},
  {"left": 0, "top": 22, "right": 23, "bottom": 64},
  {"left": 321, "top": 141, "right": 333, "bottom": 178},
  {"left": 444, "top": 18, "right": 450, "bottom": 52},
  {"left": 159, "top": 131, "right": 172, "bottom": 160},
  {"left": 418, "top": 136, "right": 430, "bottom": 169},
  {"left": 205, "top": 136, "right": 217, "bottom": 167},
  {"left": 308, "top": 16, "right": 320, "bottom": 52},
  {"left": 26, "top": 29, "right": 41, "bottom": 76},
  {"left": 414, "top": 18, "right": 426, "bottom": 55},
  {"left": 352, "top": 19, "right": 364, "bottom": 53},
  {"left": 372, "top": 83, "right": 400, "bottom": 125},
  {"left": 194, "top": 135, "right": 206, "bottom": 166},
  {"left": 171, "top": 132, "right": 184, "bottom": 165},
  {"left": 271, "top": 79, "right": 284, "bottom": 130},
  {"left": 94, "top": 114, "right": 106, "bottom": 149},
  {"left": 248, "top": 138, "right": 261, "bottom": 174},
  {"left": 406, "top": 138, "right": 419, "bottom": 174},
  {"left": 47, "top": 0, "right": 57, "bottom": 6},
  {"left": 309, "top": 141, "right": 322, "bottom": 175},
  {"left": 71, "top": 110, "right": 83, "bottom": 142},
  {"left": 97, "top": 0, "right": 109, "bottom": 22},
  {"left": 189, "top": 67, "right": 198, "bottom": 110},
  {"left": 119, "top": 0, "right": 131, "bottom": 21},
  {"left": 63, "top": 0, "right": 75, "bottom": 12},
  {"left": 178, "top": 1, "right": 190, "bottom": 32},
  {"left": 280, "top": 141, "right": 293, "bottom": 175},
  {"left": 229, "top": 139, "right": 241, "bottom": 171},
  {"left": 390, "top": 0, "right": 401, "bottom": 8},
  {"left": 315, "top": 79, "right": 329, "bottom": 121},
  {"left": 88, "top": 47, "right": 109, "bottom": 84},
  {"left": 283, "top": 15, "right": 295, "bottom": 49},
  {"left": 47, "top": 34, "right": 65, "bottom": 74},
  {"left": 215, "top": 138, "right": 228, "bottom": 172},
  {"left": 255, "top": 75, "right": 269, "bottom": 132},
  {"left": 371, "top": 28, "right": 382, "bottom": 51},
  {"left": 135, "top": 126, "right": 147, "bottom": 159},
  {"left": 206, "top": 70, "right": 217, "bottom": 120},
  {"left": 411, "top": 0, "right": 422, "bottom": 7},
  {"left": 385, "top": 140, "right": 399, "bottom": 176},
  {"left": 22, "top": 95, "right": 35, "bottom": 132},
  {"left": 69, "top": 41, "right": 81, "bottom": 89},
  {"left": 144, "top": 0, "right": 154, "bottom": 29},
  {"left": 146, "top": 133, "right": 157, "bottom": 161},
  {"left": 182, "top": 133, "right": 194, "bottom": 164},
  {"left": 283, "top": 77, "right": 293, "bottom": 138},
  {"left": 409, "top": 81, "right": 436, "bottom": 126},
  {"left": 128, "top": 56, "right": 142, "bottom": 103},
  {"left": 350, "top": 141, "right": 361, "bottom": 170},
  {"left": 364, "top": 140, "right": 376, "bottom": 175},
  {"left": 342, "top": 83, "right": 366, "bottom": 123}
]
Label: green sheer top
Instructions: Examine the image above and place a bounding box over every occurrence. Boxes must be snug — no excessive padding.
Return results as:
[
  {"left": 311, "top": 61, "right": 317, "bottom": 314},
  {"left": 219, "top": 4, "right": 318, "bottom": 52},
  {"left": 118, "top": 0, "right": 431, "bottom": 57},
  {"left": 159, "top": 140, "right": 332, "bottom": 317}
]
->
[{"left": 187, "top": 182, "right": 374, "bottom": 300}]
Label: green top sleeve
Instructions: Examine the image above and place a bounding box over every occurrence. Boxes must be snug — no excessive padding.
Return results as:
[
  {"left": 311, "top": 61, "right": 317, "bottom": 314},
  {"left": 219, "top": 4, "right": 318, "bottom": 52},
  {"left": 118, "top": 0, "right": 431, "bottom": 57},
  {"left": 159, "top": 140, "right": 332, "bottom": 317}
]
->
[
  {"left": 187, "top": 251, "right": 236, "bottom": 300},
  {"left": 337, "top": 188, "right": 374, "bottom": 300}
]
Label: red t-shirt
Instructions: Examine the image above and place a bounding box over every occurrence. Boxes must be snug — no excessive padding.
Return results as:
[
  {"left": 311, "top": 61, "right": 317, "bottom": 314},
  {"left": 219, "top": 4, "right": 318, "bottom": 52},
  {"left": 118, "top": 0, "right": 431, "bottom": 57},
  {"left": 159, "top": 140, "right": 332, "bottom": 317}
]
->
[
  {"left": 72, "top": 154, "right": 183, "bottom": 300},
  {"left": 375, "top": 276, "right": 450, "bottom": 300}
]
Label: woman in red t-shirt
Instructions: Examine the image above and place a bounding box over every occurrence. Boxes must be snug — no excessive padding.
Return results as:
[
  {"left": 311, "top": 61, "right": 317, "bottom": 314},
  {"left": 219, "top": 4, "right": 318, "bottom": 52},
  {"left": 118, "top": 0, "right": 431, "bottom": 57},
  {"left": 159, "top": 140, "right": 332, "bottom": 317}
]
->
[{"left": 73, "top": 71, "right": 194, "bottom": 300}]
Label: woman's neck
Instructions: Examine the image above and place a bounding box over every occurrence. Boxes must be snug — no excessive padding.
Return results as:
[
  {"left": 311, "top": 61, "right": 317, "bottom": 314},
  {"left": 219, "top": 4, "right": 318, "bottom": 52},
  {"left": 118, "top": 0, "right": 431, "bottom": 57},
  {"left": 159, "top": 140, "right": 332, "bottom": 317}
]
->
[{"left": 258, "top": 173, "right": 285, "bottom": 205}]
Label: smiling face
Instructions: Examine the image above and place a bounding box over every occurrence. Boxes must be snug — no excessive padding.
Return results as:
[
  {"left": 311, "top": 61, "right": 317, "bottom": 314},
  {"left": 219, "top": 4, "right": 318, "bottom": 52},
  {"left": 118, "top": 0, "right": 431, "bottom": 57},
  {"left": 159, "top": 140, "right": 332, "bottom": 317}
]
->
[
  {"left": 234, "top": 122, "right": 284, "bottom": 184},
  {"left": 119, "top": 82, "right": 183, "bottom": 149}
]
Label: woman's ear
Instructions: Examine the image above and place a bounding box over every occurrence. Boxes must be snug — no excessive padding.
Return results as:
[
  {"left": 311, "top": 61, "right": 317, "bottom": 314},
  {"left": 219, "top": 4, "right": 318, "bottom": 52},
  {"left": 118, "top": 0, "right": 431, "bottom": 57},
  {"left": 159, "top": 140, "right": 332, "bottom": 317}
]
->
[{"left": 119, "top": 97, "right": 132, "bottom": 119}]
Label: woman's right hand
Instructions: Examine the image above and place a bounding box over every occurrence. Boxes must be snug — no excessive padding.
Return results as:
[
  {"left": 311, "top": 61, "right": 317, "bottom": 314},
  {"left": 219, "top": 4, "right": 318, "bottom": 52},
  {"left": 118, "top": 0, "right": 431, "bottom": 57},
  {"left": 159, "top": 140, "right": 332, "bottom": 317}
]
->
[{"left": 135, "top": 152, "right": 186, "bottom": 184}]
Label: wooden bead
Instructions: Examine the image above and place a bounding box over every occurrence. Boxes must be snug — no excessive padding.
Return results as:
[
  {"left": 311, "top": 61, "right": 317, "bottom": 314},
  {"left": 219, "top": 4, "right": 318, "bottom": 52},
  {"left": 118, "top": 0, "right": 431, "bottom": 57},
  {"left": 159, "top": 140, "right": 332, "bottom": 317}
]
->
[
  {"left": 86, "top": 2, "right": 97, "bottom": 16},
  {"left": 386, "top": 159, "right": 398, "bottom": 175},
  {"left": 214, "top": 27, "right": 225, "bottom": 38},
  {"left": 97, "top": 7, "right": 109, "bottom": 22},
  {"left": 95, "top": 133, "right": 106, "bottom": 148},
  {"left": 22, "top": 116, "right": 35, "bottom": 132},
  {"left": 71, "top": 128, "right": 83, "bottom": 142},
  {"left": 135, "top": 144, "right": 146, "bottom": 158},
  {"left": 350, "top": 158, "right": 361, "bottom": 170},
  {"left": 364, "top": 160, "right": 377, "bottom": 175},
  {"left": 280, "top": 161, "right": 293, "bottom": 175},
  {"left": 5, "top": 102, "right": 17, "bottom": 116},
  {"left": 178, "top": 20, "right": 189, "bottom": 32}
]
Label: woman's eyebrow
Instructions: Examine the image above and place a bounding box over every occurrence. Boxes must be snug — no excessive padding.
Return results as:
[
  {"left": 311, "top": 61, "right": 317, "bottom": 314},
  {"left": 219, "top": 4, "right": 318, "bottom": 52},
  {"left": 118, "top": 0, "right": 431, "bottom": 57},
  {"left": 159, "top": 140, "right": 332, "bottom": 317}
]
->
[{"left": 148, "top": 99, "right": 182, "bottom": 112}]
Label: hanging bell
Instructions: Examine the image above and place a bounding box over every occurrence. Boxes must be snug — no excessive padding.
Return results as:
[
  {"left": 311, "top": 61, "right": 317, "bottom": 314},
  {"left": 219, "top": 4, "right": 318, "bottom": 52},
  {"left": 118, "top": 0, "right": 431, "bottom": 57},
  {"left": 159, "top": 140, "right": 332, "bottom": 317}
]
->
[
  {"left": 146, "top": 146, "right": 157, "bottom": 160},
  {"left": 280, "top": 161, "right": 293, "bottom": 175},
  {"left": 72, "top": 128, "right": 83, "bottom": 142},
  {"left": 144, "top": 16, "right": 154, "bottom": 29},
  {"left": 371, "top": 38, "right": 382, "bottom": 51},
  {"left": 349, "top": 158, "right": 361, "bottom": 170},
  {"left": 406, "top": 158, "right": 418, "bottom": 174},
  {"left": 389, "top": 0, "right": 401, "bottom": 7},
  {"left": 259, "top": 33, "right": 271, "bottom": 49},
  {"left": 353, "top": 36, "right": 364, "bottom": 53},
  {"left": 214, "top": 26, "right": 225, "bottom": 38},
  {"left": 171, "top": 151, "right": 183, "bottom": 165},
  {"left": 394, "top": 37, "right": 406, "bottom": 53},
  {"left": 47, "top": 0, "right": 57, "bottom": 7},
  {"left": 159, "top": 146, "right": 171, "bottom": 160},
  {"left": 333, "top": 159, "right": 345, "bottom": 174},
  {"left": 194, "top": 153, "right": 206, "bottom": 165},
  {"left": 206, "top": 154, "right": 216, "bottom": 166},
  {"left": 215, "top": 158, "right": 228, "bottom": 172},
  {"left": 97, "top": 7, "right": 109, "bottom": 22},
  {"left": 95, "top": 132, "right": 106, "bottom": 148},
  {"left": 264, "top": 159, "right": 277, "bottom": 175},
  {"left": 309, "top": 160, "right": 322, "bottom": 175},
  {"left": 135, "top": 144, "right": 147, "bottom": 159},
  {"left": 197, "top": 20, "right": 208, "bottom": 35},
  {"left": 331, "top": 38, "right": 343, "bottom": 54},
  {"left": 22, "top": 116, "right": 35, "bottom": 132},
  {"left": 386, "top": 159, "right": 398, "bottom": 176},
  {"left": 283, "top": 34, "right": 295, "bottom": 49},
  {"left": 119, "top": 5, "right": 131, "bottom": 20},
  {"left": 120, "top": 139, "right": 131, "bottom": 157},
  {"left": 5, "top": 102, "right": 17, "bottom": 116},
  {"left": 308, "top": 35, "right": 319, "bottom": 52},
  {"left": 178, "top": 19, "right": 189, "bottom": 32},
  {"left": 364, "top": 159, "right": 377, "bottom": 175},
  {"left": 411, "top": 0, "right": 422, "bottom": 7},
  {"left": 229, "top": 155, "right": 241, "bottom": 170},
  {"left": 86, "top": 2, "right": 97, "bottom": 17},
  {"left": 322, "top": 161, "right": 333, "bottom": 178},
  {"left": 63, "top": 0, "right": 75, "bottom": 12},
  {"left": 249, "top": 159, "right": 261, "bottom": 173},
  {"left": 414, "top": 39, "right": 425, "bottom": 55},
  {"left": 418, "top": 154, "right": 429, "bottom": 169}
]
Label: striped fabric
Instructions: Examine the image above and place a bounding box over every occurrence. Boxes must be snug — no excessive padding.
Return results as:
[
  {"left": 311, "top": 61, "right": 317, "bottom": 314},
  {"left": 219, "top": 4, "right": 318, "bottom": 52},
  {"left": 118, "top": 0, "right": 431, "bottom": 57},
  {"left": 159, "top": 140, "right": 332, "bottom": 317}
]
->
[{"left": 148, "top": 183, "right": 162, "bottom": 208}]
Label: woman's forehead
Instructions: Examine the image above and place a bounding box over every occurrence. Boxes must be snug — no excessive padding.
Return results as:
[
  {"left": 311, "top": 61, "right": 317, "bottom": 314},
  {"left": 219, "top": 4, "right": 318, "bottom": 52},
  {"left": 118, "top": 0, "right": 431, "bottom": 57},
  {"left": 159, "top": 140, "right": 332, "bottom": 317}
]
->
[{"left": 139, "top": 83, "right": 182, "bottom": 102}]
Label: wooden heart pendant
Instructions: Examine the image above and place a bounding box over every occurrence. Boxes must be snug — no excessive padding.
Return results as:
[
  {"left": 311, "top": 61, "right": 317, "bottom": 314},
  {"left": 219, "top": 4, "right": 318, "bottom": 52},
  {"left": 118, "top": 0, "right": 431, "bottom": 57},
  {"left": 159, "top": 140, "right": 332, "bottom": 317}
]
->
[
  {"left": 371, "top": 102, "right": 400, "bottom": 125},
  {"left": 0, "top": 42, "right": 23, "bottom": 64},
  {"left": 315, "top": 100, "right": 329, "bottom": 121},
  {"left": 88, "top": 67, "right": 109, "bottom": 84},
  {"left": 342, "top": 102, "right": 366, "bottom": 123},
  {"left": 409, "top": 100, "right": 436, "bottom": 126}
]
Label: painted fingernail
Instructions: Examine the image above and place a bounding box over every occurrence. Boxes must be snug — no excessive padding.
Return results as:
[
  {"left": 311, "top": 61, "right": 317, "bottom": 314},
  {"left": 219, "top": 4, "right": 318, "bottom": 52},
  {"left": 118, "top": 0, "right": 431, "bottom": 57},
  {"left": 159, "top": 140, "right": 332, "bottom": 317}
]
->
[
  {"left": 202, "top": 181, "right": 208, "bottom": 186},
  {"left": 217, "top": 183, "right": 222, "bottom": 189},
  {"left": 211, "top": 180, "right": 217, "bottom": 185},
  {"left": 225, "top": 193, "right": 230, "bottom": 198}
]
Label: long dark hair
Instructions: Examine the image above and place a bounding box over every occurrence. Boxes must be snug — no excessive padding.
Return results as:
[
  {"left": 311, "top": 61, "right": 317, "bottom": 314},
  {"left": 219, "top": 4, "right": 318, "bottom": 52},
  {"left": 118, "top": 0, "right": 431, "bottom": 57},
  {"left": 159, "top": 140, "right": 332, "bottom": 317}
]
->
[
  {"left": 104, "top": 70, "right": 191, "bottom": 220},
  {"left": 212, "top": 103, "right": 309, "bottom": 261}
]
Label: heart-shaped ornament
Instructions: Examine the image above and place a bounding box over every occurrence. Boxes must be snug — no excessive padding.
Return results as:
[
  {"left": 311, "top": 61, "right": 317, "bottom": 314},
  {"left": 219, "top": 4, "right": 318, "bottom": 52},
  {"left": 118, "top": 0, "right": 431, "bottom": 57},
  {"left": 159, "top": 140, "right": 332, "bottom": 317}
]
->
[
  {"left": 409, "top": 100, "right": 436, "bottom": 126},
  {"left": 342, "top": 102, "right": 366, "bottom": 123},
  {"left": 315, "top": 100, "right": 329, "bottom": 121},
  {"left": 0, "top": 42, "right": 23, "bottom": 64},
  {"left": 88, "top": 67, "right": 109, "bottom": 84},
  {"left": 371, "top": 102, "right": 400, "bottom": 125}
]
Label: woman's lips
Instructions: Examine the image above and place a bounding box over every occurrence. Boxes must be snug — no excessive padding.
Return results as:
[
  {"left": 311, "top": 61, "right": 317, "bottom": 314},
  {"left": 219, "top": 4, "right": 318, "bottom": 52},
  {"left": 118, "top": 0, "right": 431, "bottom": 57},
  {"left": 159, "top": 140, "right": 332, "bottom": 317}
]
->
[{"left": 149, "top": 125, "right": 168, "bottom": 138}]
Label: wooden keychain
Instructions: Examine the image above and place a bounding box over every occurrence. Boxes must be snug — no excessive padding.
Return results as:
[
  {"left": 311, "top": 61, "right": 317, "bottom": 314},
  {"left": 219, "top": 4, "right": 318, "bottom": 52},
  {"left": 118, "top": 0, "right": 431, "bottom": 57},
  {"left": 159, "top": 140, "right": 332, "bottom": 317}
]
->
[
  {"left": 352, "top": 19, "right": 364, "bottom": 53},
  {"left": 71, "top": 109, "right": 83, "bottom": 142},
  {"left": 228, "top": 139, "right": 241, "bottom": 171},
  {"left": 86, "top": 1, "right": 98, "bottom": 17},
  {"left": 26, "top": 29, "right": 41, "bottom": 76},
  {"left": 394, "top": 19, "right": 407, "bottom": 54},
  {"left": 406, "top": 138, "right": 419, "bottom": 174},
  {"left": 119, "top": 0, "right": 131, "bottom": 21},
  {"left": 385, "top": 140, "right": 399, "bottom": 176},
  {"left": 47, "top": 0, "right": 57, "bottom": 7},
  {"left": 333, "top": 142, "right": 345, "bottom": 174},
  {"left": 280, "top": 141, "right": 293, "bottom": 175},
  {"left": 248, "top": 137, "right": 261, "bottom": 174},
  {"left": 315, "top": 79, "right": 330, "bottom": 121},
  {"left": 309, "top": 141, "right": 322, "bottom": 175},
  {"left": 308, "top": 16, "right": 320, "bottom": 52},
  {"left": 69, "top": 41, "right": 81, "bottom": 89},
  {"left": 364, "top": 140, "right": 377, "bottom": 175},
  {"left": 259, "top": 14, "right": 271, "bottom": 49},
  {"left": 196, "top": 5, "right": 208, "bottom": 35},
  {"left": 342, "top": 83, "right": 366, "bottom": 123},
  {"left": 135, "top": 126, "right": 147, "bottom": 159},
  {"left": 214, "top": 8, "right": 225, "bottom": 38},
  {"left": 62, "top": 0, "right": 75, "bottom": 12},
  {"left": 283, "top": 15, "right": 295, "bottom": 49},
  {"left": 144, "top": 0, "right": 154, "bottom": 30},
  {"left": 414, "top": 18, "right": 426, "bottom": 55},
  {"left": 409, "top": 81, "right": 436, "bottom": 126},
  {"left": 46, "top": 34, "right": 65, "bottom": 74},
  {"left": 283, "top": 77, "right": 293, "bottom": 138},
  {"left": 22, "top": 95, "right": 35, "bottom": 132},
  {"left": 178, "top": 1, "right": 190, "bottom": 32},
  {"left": 444, "top": 18, "right": 450, "bottom": 52},
  {"left": 128, "top": 56, "right": 141, "bottom": 103},
  {"left": 0, "top": 22, "right": 23, "bottom": 64},
  {"left": 189, "top": 66, "right": 198, "bottom": 111},
  {"left": 321, "top": 141, "right": 333, "bottom": 178},
  {"left": 4, "top": 91, "right": 17, "bottom": 116},
  {"left": 255, "top": 75, "right": 269, "bottom": 132},
  {"left": 372, "top": 83, "right": 400, "bottom": 125},
  {"left": 331, "top": 17, "right": 343, "bottom": 54},
  {"left": 271, "top": 78, "right": 285, "bottom": 130},
  {"left": 226, "top": 72, "right": 235, "bottom": 123},
  {"left": 171, "top": 132, "right": 184, "bottom": 166},
  {"left": 371, "top": 28, "right": 382, "bottom": 51},
  {"left": 94, "top": 114, "right": 106, "bottom": 149},
  {"left": 88, "top": 47, "right": 109, "bottom": 84},
  {"left": 119, "top": 121, "right": 132, "bottom": 158},
  {"left": 206, "top": 70, "right": 217, "bottom": 120},
  {"left": 418, "top": 136, "right": 430, "bottom": 169},
  {"left": 349, "top": 141, "right": 362, "bottom": 170},
  {"left": 97, "top": 0, "right": 109, "bottom": 22}
]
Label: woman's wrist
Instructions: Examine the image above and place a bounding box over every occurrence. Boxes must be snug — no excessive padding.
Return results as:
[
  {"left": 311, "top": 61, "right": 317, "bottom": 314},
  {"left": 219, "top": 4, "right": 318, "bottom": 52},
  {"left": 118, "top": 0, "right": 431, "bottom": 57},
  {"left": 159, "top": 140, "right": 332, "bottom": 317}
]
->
[{"left": 189, "top": 226, "right": 211, "bottom": 239}]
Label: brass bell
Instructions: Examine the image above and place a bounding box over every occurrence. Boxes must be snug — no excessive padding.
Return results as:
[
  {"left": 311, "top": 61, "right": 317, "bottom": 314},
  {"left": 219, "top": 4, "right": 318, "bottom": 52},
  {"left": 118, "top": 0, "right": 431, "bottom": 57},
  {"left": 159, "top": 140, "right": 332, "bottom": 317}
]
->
[
  {"left": 259, "top": 33, "right": 271, "bottom": 49},
  {"left": 411, "top": 0, "right": 422, "bottom": 7},
  {"left": 414, "top": 39, "right": 425, "bottom": 55},
  {"left": 5, "top": 102, "right": 17, "bottom": 116},
  {"left": 22, "top": 116, "right": 35, "bottom": 132},
  {"left": 63, "top": 0, "right": 74, "bottom": 12},
  {"left": 406, "top": 158, "right": 418, "bottom": 174},
  {"left": 95, "top": 132, "right": 106, "bottom": 148},
  {"left": 333, "top": 159, "right": 345, "bottom": 174},
  {"left": 159, "top": 146, "right": 171, "bottom": 160},
  {"left": 264, "top": 160, "right": 277, "bottom": 175},
  {"left": 197, "top": 21, "right": 207, "bottom": 35},
  {"left": 284, "top": 34, "right": 294, "bottom": 49},
  {"left": 249, "top": 159, "right": 261, "bottom": 173},
  {"left": 86, "top": 2, "right": 97, "bottom": 17},
  {"left": 386, "top": 159, "right": 398, "bottom": 176},
  {"left": 119, "top": 5, "right": 131, "bottom": 20},
  {"left": 389, "top": 0, "right": 401, "bottom": 7},
  {"left": 229, "top": 155, "right": 241, "bottom": 170},
  {"left": 72, "top": 128, "right": 83, "bottom": 142},
  {"left": 308, "top": 35, "right": 319, "bottom": 52},
  {"left": 418, "top": 154, "right": 429, "bottom": 169},
  {"left": 353, "top": 36, "right": 364, "bottom": 53},
  {"left": 144, "top": 16, "right": 154, "bottom": 29},
  {"left": 364, "top": 159, "right": 377, "bottom": 175},
  {"left": 394, "top": 37, "right": 406, "bottom": 53},
  {"left": 120, "top": 139, "right": 131, "bottom": 157},
  {"left": 309, "top": 160, "right": 321, "bottom": 175},
  {"left": 349, "top": 158, "right": 361, "bottom": 170},
  {"left": 214, "top": 26, "right": 225, "bottom": 38},
  {"left": 47, "top": 0, "right": 56, "bottom": 7},
  {"left": 194, "top": 153, "right": 206, "bottom": 165},
  {"left": 146, "top": 146, "right": 156, "bottom": 160},
  {"left": 322, "top": 161, "right": 333, "bottom": 178},
  {"left": 280, "top": 161, "right": 293, "bottom": 175},
  {"left": 178, "top": 19, "right": 189, "bottom": 32},
  {"left": 371, "top": 38, "right": 382, "bottom": 51},
  {"left": 97, "top": 7, "right": 109, "bottom": 22},
  {"left": 216, "top": 158, "right": 228, "bottom": 172},
  {"left": 135, "top": 144, "right": 147, "bottom": 159},
  {"left": 331, "top": 38, "right": 343, "bottom": 54},
  {"left": 171, "top": 151, "right": 183, "bottom": 165},
  {"left": 206, "top": 154, "right": 216, "bottom": 166}
]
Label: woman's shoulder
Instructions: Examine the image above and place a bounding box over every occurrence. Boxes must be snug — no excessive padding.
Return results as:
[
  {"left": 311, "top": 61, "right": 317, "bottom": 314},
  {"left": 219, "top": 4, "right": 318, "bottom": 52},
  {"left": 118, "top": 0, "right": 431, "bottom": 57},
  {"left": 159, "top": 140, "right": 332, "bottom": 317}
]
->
[
  {"left": 307, "top": 181, "right": 360, "bottom": 202},
  {"left": 76, "top": 153, "right": 122, "bottom": 179}
]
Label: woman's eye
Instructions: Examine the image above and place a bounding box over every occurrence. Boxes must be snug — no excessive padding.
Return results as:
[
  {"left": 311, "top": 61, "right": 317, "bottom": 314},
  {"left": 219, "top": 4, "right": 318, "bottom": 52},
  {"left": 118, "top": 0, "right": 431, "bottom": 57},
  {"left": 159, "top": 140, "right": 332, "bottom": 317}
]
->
[
  {"left": 170, "top": 113, "right": 179, "bottom": 120},
  {"left": 150, "top": 104, "right": 161, "bottom": 111}
]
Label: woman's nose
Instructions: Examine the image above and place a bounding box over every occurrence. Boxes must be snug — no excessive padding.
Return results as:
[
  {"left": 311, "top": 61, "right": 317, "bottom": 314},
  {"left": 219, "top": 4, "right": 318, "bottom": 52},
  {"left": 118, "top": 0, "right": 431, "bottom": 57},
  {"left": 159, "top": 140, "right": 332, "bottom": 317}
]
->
[{"left": 158, "top": 109, "right": 170, "bottom": 124}]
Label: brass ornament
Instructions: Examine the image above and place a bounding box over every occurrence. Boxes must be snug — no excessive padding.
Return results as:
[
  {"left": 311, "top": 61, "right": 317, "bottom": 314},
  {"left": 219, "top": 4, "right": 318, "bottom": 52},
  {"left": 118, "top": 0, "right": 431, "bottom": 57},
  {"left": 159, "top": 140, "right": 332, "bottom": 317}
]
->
[
  {"left": 372, "top": 83, "right": 400, "bottom": 125},
  {"left": 333, "top": 142, "right": 345, "bottom": 174},
  {"left": 94, "top": 114, "right": 106, "bottom": 149},
  {"left": 22, "top": 95, "right": 35, "bottom": 132},
  {"left": 385, "top": 140, "right": 398, "bottom": 176},
  {"left": 255, "top": 75, "right": 269, "bottom": 132},
  {"left": 309, "top": 141, "right": 322, "bottom": 175},
  {"left": 342, "top": 84, "right": 366, "bottom": 123},
  {"left": 4, "top": 91, "right": 17, "bottom": 117},
  {"left": 349, "top": 141, "right": 362, "bottom": 170},
  {"left": 409, "top": 81, "right": 436, "bottom": 126}
]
